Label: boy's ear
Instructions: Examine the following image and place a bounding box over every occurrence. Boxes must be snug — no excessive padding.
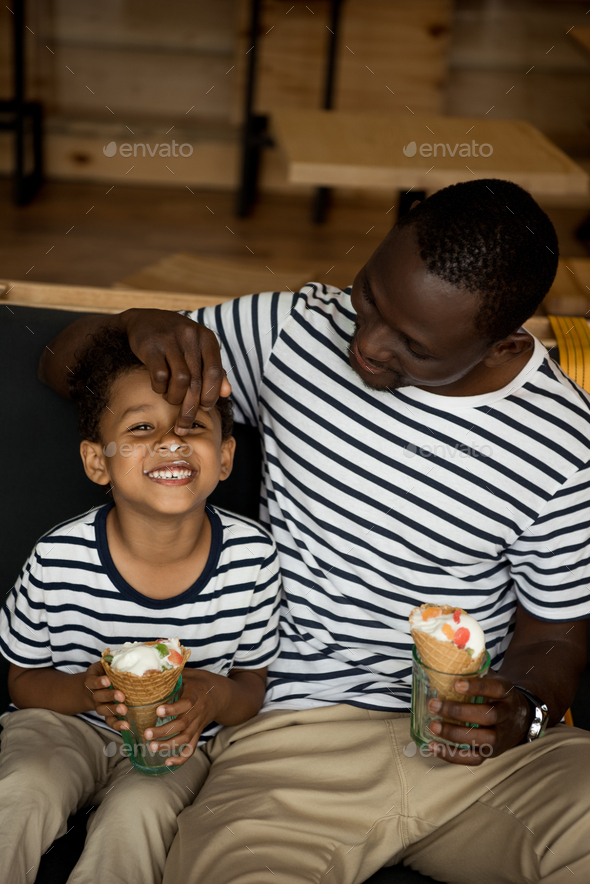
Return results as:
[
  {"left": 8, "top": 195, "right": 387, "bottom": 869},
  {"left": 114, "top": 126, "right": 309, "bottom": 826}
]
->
[
  {"left": 219, "top": 436, "right": 236, "bottom": 482},
  {"left": 80, "top": 440, "right": 112, "bottom": 486}
]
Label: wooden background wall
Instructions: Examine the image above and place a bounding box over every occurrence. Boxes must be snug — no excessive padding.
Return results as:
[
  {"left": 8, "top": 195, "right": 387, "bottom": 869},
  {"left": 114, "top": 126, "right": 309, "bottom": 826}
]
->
[
  {"left": 0, "top": 0, "right": 588, "bottom": 190},
  {"left": 0, "top": 0, "right": 451, "bottom": 188}
]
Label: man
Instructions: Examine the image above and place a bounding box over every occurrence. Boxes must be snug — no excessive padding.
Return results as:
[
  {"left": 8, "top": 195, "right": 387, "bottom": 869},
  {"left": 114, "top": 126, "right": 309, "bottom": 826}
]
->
[{"left": 41, "top": 179, "right": 590, "bottom": 883}]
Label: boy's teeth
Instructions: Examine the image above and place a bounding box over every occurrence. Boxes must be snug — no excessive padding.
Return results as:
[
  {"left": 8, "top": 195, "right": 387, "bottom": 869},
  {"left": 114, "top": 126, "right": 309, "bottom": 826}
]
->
[{"left": 148, "top": 468, "right": 193, "bottom": 479}]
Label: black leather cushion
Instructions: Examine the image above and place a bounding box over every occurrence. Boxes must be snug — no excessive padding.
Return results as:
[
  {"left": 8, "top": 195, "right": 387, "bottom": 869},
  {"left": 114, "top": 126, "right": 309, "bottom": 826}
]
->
[{"left": 0, "top": 306, "right": 262, "bottom": 717}]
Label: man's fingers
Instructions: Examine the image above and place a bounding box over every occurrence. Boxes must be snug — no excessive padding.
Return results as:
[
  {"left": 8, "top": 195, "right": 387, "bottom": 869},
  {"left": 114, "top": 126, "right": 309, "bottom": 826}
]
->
[
  {"left": 455, "top": 675, "right": 508, "bottom": 700},
  {"left": 175, "top": 387, "right": 201, "bottom": 433},
  {"left": 220, "top": 374, "right": 232, "bottom": 398},
  {"left": 428, "top": 699, "right": 503, "bottom": 726},
  {"left": 199, "top": 333, "right": 227, "bottom": 410},
  {"left": 163, "top": 351, "right": 194, "bottom": 407},
  {"left": 148, "top": 351, "right": 172, "bottom": 395},
  {"left": 428, "top": 718, "right": 496, "bottom": 749}
]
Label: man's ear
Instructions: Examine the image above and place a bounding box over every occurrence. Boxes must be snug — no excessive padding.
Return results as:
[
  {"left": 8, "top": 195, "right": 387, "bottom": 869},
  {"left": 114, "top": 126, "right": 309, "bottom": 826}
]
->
[
  {"left": 483, "top": 328, "right": 535, "bottom": 368},
  {"left": 219, "top": 436, "right": 236, "bottom": 482},
  {"left": 80, "top": 440, "right": 112, "bottom": 486}
]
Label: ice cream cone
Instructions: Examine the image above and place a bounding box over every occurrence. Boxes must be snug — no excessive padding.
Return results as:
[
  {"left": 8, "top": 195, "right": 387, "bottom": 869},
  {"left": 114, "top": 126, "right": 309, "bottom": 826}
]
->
[
  {"left": 412, "top": 630, "right": 486, "bottom": 703},
  {"left": 101, "top": 641, "right": 190, "bottom": 729}
]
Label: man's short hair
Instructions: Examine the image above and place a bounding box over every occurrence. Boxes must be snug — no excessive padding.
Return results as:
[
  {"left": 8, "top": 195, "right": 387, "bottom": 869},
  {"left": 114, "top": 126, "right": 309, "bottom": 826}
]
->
[
  {"left": 69, "top": 325, "right": 234, "bottom": 442},
  {"left": 395, "top": 178, "right": 559, "bottom": 342}
]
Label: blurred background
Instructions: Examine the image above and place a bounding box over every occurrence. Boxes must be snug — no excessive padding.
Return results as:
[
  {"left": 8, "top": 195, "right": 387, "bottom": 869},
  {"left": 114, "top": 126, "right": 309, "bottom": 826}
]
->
[{"left": 2, "top": 0, "right": 590, "bottom": 308}]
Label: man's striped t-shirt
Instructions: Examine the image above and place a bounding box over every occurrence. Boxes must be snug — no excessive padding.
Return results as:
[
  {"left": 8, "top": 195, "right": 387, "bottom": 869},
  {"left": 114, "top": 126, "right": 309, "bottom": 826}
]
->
[
  {"left": 189, "top": 284, "right": 590, "bottom": 714},
  {"left": 0, "top": 504, "right": 281, "bottom": 743}
]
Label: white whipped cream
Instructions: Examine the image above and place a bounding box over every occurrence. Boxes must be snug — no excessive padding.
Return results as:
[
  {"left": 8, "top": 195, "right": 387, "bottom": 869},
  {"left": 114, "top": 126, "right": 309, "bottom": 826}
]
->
[
  {"left": 110, "top": 639, "right": 182, "bottom": 676},
  {"left": 410, "top": 608, "right": 485, "bottom": 658}
]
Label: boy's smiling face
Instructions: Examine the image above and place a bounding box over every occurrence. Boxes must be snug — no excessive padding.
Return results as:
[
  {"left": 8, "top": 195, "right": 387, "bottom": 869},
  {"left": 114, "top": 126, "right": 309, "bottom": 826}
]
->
[{"left": 80, "top": 366, "right": 235, "bottom": 515}]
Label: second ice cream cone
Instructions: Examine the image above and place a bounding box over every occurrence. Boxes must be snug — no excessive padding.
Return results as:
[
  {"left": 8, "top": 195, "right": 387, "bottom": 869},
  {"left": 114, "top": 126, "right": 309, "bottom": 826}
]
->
[{"left": 413, "top": 631, "right": 486, "bottom": 702}]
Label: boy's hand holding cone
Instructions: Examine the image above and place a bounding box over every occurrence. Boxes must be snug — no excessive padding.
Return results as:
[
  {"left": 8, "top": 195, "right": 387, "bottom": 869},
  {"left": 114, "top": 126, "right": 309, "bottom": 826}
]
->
[{"left": 99, "top": 639, "right": 190, "bottom": 736}]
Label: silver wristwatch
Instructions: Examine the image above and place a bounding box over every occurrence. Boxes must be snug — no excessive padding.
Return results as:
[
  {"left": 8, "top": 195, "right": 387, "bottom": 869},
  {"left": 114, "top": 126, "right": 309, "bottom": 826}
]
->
[{"left": 514, "top": 686, "right": 549, "bottom": 741}]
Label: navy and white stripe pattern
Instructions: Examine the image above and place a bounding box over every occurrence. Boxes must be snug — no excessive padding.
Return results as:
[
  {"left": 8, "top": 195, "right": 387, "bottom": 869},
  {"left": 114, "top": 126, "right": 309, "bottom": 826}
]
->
[
  {"left": 191, "top": 284, "right": 590, "bottom": 713},
  {"left": 0, "top": 504, "right": 281, "bottom": 742}
]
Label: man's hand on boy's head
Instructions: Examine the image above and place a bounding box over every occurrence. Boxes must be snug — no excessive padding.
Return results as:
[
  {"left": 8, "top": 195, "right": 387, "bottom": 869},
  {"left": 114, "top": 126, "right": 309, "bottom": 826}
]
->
[
  {"left": 120, "top": 309, "right": 231, "bottom": 434},
  {"left": 83, "top": 661, "right": 130, "bottom": 733}
]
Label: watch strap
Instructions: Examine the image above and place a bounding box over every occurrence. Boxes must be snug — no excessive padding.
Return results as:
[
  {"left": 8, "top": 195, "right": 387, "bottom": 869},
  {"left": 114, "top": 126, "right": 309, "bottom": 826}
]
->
[{"left": 514, "top": 685, "right": 549, "bottom": 741}]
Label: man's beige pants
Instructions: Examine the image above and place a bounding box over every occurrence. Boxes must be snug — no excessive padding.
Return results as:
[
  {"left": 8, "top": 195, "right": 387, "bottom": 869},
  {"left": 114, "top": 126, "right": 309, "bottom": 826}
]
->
[
  {"left": 163, "top": 704, "right": 590, "bottom": 884},
  {"left": 0, "top": 708, "right": 210, "bottom": 884}
]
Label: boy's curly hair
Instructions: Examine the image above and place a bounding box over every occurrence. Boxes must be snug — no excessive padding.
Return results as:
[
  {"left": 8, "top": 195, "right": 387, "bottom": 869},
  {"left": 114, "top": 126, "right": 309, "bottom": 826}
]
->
[{"left": 69, "top": 325, "right": 234, "bottom": 442}]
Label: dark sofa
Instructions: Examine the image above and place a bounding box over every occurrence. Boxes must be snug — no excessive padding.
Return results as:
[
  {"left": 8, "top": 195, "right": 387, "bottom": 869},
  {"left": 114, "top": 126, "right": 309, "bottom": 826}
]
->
[{"left": 1, "top": 305, "right": 588, "bottom": 884}]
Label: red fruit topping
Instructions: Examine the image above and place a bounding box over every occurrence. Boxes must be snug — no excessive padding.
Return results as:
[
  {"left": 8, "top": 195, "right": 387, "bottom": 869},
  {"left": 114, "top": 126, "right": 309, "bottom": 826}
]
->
[
  {"left": 168, "top": 649, "right": 183, "bottom": 666},
  {"left": 453, "top": 627, "right": 470, "bottom": 650},
  {"left": 453, "top": 609, "right": 461, "bottom": 624}
]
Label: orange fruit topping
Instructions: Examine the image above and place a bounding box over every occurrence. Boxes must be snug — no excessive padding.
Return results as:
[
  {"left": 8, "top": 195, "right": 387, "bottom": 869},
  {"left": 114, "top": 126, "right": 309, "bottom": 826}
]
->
[
  {"left": 441, "top": 623, "right": 455, "bottom": 641},
  {"left": 422, "top": 606, "right": 442, "bottom": 620}
]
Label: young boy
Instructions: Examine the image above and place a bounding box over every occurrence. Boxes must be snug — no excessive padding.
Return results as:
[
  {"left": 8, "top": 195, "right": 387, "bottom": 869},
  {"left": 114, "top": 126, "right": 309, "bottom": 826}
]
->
[{"left": 0, "top": 326, "right": 281, "bottom": 884}]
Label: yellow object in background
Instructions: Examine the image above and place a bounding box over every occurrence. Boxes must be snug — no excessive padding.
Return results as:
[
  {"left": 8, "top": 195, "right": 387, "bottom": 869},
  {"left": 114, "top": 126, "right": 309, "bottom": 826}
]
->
[{"left": 548, "top": 315, "right": 590, "bottom": 393}]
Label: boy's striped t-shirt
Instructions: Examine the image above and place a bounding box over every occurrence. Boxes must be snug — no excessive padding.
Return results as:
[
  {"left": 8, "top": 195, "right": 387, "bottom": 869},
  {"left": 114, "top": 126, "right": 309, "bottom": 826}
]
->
[
  {"left": 0, "top": 504, "right": 281, "bottom": 743},
  {"left": 189, "top": 284, "right": 590, "bottom": 714}
]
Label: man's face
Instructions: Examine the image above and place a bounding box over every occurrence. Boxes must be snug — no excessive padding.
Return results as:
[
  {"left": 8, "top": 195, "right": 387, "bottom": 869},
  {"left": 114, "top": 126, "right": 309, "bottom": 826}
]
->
[
  {"left": 349, "top": 227, "right": 492, "bottom": 392},
  {"left": 80, "top": 367, "right": 234, "bottom": 515}
]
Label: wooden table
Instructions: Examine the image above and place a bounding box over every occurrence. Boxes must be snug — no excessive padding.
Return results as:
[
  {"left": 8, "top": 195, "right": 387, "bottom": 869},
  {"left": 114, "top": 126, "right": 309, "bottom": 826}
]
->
[{"left": 270, "top": 109, "right": 589, "bottom": 197}]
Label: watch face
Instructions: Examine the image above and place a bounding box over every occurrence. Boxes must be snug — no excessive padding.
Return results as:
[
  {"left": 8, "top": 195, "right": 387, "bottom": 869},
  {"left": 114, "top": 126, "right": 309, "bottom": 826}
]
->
[{"left": 530, "top": 720, "right": 542, "bottom": 739}]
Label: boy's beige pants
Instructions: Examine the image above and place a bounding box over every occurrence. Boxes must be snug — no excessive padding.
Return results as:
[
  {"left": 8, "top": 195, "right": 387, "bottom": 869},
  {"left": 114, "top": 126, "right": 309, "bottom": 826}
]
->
[
  {"left": 0, "top": 708, "right": 209, "bottom": 884},
  {"left": 163, "top": 703, "right": 590, "bottom": 884}
]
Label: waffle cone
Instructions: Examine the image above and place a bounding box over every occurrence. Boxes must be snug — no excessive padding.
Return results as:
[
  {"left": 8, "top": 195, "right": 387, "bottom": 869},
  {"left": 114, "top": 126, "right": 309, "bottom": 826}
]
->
[
  {"left": 101, "top": 642, "right": 191, "bottom": 708},
  {"left": 412, "top": 630, "right": 485, "bottom": 702}
]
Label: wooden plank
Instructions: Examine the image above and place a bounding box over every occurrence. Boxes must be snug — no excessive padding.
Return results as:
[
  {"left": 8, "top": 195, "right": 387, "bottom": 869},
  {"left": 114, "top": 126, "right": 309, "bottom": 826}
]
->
[
  {"left": 336, "top": 0, "right": 451, "bottom": 114},
  {"left": 51, "top": 0, "right": 237, "bottom": 54},
  {"left": 42, "top": 47, "right": 234, "bottom": 121},
  {"left": 119, "top": 253, "right": 324, "bottom": 298},
  {"left": 0, "top": 120, "right": 313, "bottom": 191},
  {"left": 448, "top": 2, "right": 590, "bottom": 154},
  {"left": 0, "top": 2, "right": 238, "bottom": 120},
  {"left": 43, "top": 130, "right": 239, "bottom": 188},
  {"left": 447, "top": 69, "right": 590, "bottom": 157},
  {"left": 234, "top": 0, "right": 451, "bottom": 123},
  {"left": 0, "top": 280, "right": 230, "bottom": 314},
  {"left": 270, "top": 109, "right": 589, "bottom": 195}
]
